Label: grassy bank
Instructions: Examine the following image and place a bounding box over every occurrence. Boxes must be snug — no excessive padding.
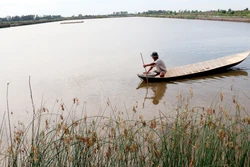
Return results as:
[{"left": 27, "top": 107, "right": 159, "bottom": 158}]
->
[
  {"left": 138, "top": 9, "right": 250, "bottom": 23},
  {"left": 0, "top": 15, "right": 111, "bottom": 29},
  {"left": 0, "top": 19, "right": 64, "bottom": 28},
  {"left": 140, "top": 14, "right": 250, "bottom": 23},
  {"left": 0, "top": 87, "right": 249, "bottom": 167}
]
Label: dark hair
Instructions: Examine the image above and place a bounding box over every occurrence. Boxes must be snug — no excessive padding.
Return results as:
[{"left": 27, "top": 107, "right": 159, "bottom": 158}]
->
[
  {"left": 151, "top": 52, "right": 158, "bottom": 57},
  {"left": 153, "top": 99, "right": 159, "bottom": 105}
]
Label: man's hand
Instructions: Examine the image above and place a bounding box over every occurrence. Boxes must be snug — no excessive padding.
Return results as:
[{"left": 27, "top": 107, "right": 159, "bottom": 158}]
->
[{"left": 143, "top": 64, "right": 147, "bottom": 68}]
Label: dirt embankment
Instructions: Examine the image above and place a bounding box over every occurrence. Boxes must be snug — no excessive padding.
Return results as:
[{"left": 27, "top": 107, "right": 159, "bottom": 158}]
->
[
  {"left": 195, "top": 16, "right": 250, "bottom": 23},
  {"left": 161, "top": 15, "right": 250, "bottom": 23}
]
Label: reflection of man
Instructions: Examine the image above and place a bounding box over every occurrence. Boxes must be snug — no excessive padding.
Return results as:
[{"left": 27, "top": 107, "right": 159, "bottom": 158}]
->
[{"left": 146, "top": 83, "right": 167, "bottom": 105}]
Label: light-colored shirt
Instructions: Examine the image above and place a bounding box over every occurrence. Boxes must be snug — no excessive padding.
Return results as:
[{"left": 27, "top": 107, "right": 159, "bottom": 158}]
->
[{"left": 154, "top": 59, "right": 167, "bottom": 72}]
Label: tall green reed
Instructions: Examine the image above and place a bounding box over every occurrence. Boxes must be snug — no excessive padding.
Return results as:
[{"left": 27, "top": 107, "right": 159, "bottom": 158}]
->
[{"left": 1, "top": 85, "right": 250, "bottom": 167}]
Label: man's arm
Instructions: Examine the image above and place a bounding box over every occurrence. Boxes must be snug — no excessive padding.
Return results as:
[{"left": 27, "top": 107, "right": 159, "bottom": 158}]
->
[
  {"left": 143, "top": 62, "right": 155, "bottom": 74},
  {"left": 146, "top": 66, "right": 153, "bottom": 73},
  {"left": 143, "top": 62, "right": 155, "bottom": 68}
]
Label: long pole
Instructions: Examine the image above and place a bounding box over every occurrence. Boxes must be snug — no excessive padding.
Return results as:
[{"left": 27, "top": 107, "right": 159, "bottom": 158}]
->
[{"left": 140, "top": 53, "right": 148, "bottom": 83}]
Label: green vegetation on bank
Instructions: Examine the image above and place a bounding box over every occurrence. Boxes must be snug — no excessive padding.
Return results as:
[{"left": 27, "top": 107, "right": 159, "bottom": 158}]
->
[
  {"left": 138, "top": 8, "right": 250, "bottom": 17},
  {"left": 0, "top": 14, "right": 108, "bottom": 28},
  {"left": 1, "top": 87, "right": 250, "bottom": 166},
  {"left": 1, "top": 8, "right": 250, "bottom": 28},
  {"left": 138, "top": 8, "right": 250, "bottom": 22}
]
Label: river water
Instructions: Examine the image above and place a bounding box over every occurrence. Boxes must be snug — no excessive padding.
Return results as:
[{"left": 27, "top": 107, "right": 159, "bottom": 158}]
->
[{"left": 0, "top": 17, "right": 250, "bottom": 123}]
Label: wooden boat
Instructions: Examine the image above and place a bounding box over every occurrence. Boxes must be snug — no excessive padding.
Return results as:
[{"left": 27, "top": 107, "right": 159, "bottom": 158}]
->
[
  {"left": 137, "top": 69, "right": 248, "bottom": 86},
  {"left": 137, "top": 51, "right": 250, "bottom": 82},
  {"left": 60, "top": 21, "right": 84, "bottom": 24}
]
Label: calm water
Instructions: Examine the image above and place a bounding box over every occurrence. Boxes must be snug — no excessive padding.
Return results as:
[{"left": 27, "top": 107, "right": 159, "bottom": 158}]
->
[{"left": 0, "top": 17, "right": 250, "bottom": 122}]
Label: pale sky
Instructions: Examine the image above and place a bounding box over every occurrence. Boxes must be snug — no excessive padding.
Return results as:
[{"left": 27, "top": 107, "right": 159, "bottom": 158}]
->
[{"left": 0, "top": 0, "right": 250, "bottom": 17}]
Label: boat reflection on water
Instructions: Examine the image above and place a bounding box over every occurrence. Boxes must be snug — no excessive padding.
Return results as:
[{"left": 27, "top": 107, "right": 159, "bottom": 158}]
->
[{"left": 136, "top": 69, "right": 248, "bottom": 106}]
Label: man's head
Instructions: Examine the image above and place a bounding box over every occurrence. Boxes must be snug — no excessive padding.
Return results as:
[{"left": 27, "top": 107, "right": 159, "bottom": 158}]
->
[
  {"left": 151, "top": 52, "right": 158, "bottom": 60},
  {"left": 153, "top": 99, "right": 159, "bottom": 105}
]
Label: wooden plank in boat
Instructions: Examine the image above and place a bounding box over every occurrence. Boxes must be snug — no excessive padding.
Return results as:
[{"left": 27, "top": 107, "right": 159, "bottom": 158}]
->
[
  {"left": 165, "top": 70, "right": 176, "bottom": 77},
  {"left": 202, "top": 61, "right": 211, "bottom": 70},
  {"left": 177, "top": 66, "right": 185, "bottom": 75},
  {"left": 186, "top": 65, "right": 194, "bottom": 73},
  {"left": 218, "top": 58, "right": 227, "bottom": 66},
  {"left": 189, "top": 64, "right": 199, "bottom": 73},
  {"left": 183, "top": 67, "right": 189, "bottom": 74},
  {"left": 207, "top": 60, "right": 217, "bottom": 69},
  {"left": 176, "top": 67, "right": 184, "bottom": 76},
  {"left": 213, "top": 59, "right": 221, "bottom": 68},
  {"left": 196, "top": 62, "right": 204, "bottom": 72},
  {"left": 215, "top": 59, "right": 223, "bottom": 66}
]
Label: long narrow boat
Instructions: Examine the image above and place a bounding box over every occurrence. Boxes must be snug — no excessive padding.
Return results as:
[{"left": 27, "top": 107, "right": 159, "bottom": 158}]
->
[
  {"left": 60, "top": 21, "right": 84, "bottom": 24},
  {"left": 137, "top": 51, "right": 250, "bottom": 82}
]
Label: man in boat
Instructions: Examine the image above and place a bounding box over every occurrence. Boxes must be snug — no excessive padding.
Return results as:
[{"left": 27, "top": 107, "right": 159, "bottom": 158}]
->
[{"left": 143, "top": 52, "right": 167, "bottom": 77}]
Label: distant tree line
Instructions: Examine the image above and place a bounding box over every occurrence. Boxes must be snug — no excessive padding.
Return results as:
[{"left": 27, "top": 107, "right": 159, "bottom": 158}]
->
[
  {"left": 112, "top": 11, "right": 128, "bottom": 16},
  {"left": 139, "top": 10, "right": 202, "bottom": 15},
  {"left": 0, "top": 15, "right": 62, "bottom": 22},
  {"left": 1, "top": 8, "right": 249, "bottom": 23},
  {"left": 216, "top": 8, "right": 249, "bottom": 16},
  {"left": 138, "top": 8, "right": 250, "bottom": 17}
]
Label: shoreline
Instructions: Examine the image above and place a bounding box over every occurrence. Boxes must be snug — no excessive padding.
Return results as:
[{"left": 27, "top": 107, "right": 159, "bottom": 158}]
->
[
  {"left": 172, "top": 16, "right": 250, "bottom": 23},
  {"left": 0, "top": 19, "right": 63, "bottom": 28},
  {"left": 140, "top": 15, "right": 250, "bottom": 23},
  {"left": 1, "top": 16, "right": 250, "bottom": 29}
]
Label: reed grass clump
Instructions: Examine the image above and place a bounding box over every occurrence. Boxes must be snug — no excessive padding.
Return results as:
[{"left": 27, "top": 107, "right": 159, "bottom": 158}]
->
[{"left": 1, "top": 88, "right": 250, "bottom": 167}]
